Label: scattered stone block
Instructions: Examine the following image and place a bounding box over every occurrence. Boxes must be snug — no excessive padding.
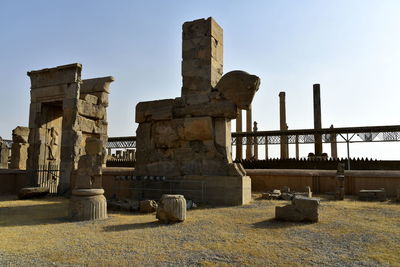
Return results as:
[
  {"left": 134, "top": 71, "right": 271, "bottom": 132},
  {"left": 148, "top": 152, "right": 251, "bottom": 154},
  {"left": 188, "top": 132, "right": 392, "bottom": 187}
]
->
[
  {"left": 156, "top": 194, "right": 186, "bottom": 223},
  {"left": 18, "top": 187, "right": 49, "bottom": 199},
  {"left": 140, "top": 200, "right": 158, "bottom": 213},
  {"left": 275, "top": 196, "right": 320, "bottom": 223},
  {"left": 358, "top": 189, "right": 387, "bottom": 201}
]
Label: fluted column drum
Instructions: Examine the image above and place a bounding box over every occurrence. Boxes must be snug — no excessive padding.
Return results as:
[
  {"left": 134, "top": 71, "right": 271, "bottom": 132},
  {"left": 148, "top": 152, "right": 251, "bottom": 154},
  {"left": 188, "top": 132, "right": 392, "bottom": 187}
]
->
[
  {"left": 69, "top": 189, "right": 107, "bottom": 221},
  {"left": 156, "top": 194, "right": 186, "bottom": 223}
]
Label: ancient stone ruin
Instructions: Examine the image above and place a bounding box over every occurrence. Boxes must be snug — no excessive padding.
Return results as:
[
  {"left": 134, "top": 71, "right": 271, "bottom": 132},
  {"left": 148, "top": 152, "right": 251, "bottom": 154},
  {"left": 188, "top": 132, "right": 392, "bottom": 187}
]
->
[
  {"left": 335, "top": 163, "right": 345, "bottom": 200},
  {"left": 275, "top": 195, "right": 320, "bottom": 222},
  {"left": 69, "top": 137, "right": 107, "bottom": 221},
  {"left": 135, "top": 17, "right": 260, "bottom": 205},
  {"left": 0, "top": 137, "right": 9, "bottom": 169},
  {"left": 26, "top": 63, "right": 114, "bottom": 194},
  {"left": 10, "top": 126, "right": 29, "bottom": 169}
]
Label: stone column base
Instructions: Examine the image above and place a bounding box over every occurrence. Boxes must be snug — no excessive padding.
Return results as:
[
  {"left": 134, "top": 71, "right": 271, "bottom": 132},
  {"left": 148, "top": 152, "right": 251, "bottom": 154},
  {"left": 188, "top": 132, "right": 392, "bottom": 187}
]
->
[{"left": 69, "top": 189, "right": 107, "bottom": 221}]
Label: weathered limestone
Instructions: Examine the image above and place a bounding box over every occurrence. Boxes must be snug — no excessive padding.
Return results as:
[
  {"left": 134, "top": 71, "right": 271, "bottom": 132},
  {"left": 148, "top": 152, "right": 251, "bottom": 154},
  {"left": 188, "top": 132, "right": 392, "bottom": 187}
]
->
[
  {"left": 26, "top": 63, "right": 114, "bottom": 194},
  {"left": 0, "top": 138, "right": 9, "bottom": 169},
  {"left": 358, "top": 188, "right": 387, "bottom": 201},
  {"left": 156, "top": 194, "right": 186, "bottom": 223},
  {"left": 335, "top": 163, "right": 345, "bottom": 200},
  {"left": 279, "top": 92, "right": 288, "bottom": 159},
  {"left": 140, "top": 200, "right": 158, "bottom": 213},
  {"left": 313, "top": 84, "right": 322, "bottom": 156},
  {"left": 69, "top": 137, "right": 107, "bottom": 221},
  {"left": 10, "top": 126, "right": 29, "bottom": 169},
  {"left": 275, "top": 195, "right": 320, "bottom": 222},
  {"left": 181, "top": 17, "right": 223, "bottom": 105},
  {"left": 18, "top": 186, "right": 49, "bottom": 199},
  {"left": 134, "top": 17, "right": 260, "bottom": 206}
]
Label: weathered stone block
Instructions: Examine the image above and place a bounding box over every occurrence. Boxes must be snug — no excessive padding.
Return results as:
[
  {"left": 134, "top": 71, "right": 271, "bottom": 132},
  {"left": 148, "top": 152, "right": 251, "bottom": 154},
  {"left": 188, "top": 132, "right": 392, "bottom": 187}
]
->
[
  {"left": 27, "top": 63, "right": 82, "bottom": 89},
  {"left": 275, "top": 196, "right": 320, "bottom": 222},
  {"left": 358, "top": 189, "right": 387, "bottom": 201},
  {"left": 140, "top": 200, "right": 158, "bottom": 213},
  {"left": 183, "top": 117, "right": 213, "bottom": 141},
  {"left": 152, "top": 120, "right": 181, "bottom": 149},
  {"left": 136, "top": 99, "right": 174, "bottom": 123},
  {"left": 18, "top": 187, "right": 49, "bottom": 199},
  {"left": 81, "top": 76, "right": 115, "bottom": 94},
  {"left": 78, "top": 99, "right": 106, "bottom": 119},
  {"left": 12, "top": 126, "right": 29, "bottom": 144}
]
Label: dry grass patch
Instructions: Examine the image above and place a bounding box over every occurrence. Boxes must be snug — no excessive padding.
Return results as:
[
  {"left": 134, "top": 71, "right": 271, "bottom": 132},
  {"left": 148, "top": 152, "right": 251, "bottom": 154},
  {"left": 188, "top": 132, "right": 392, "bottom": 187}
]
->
[{"left": 0, "top": 195, "right": 399, "bottom": 266}]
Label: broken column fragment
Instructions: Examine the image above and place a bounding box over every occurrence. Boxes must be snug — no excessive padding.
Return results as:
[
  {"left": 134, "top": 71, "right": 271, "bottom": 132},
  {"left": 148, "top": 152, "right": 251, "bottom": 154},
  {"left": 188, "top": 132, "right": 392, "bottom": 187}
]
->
[{"left": 10, "top": 126, "right": 29, "bottom": 169}]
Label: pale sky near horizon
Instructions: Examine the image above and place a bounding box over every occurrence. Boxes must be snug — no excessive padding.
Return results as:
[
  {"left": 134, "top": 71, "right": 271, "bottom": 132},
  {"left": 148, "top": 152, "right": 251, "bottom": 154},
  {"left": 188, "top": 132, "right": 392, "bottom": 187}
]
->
[{"left": 1, "top": 0, "right": 400, "bottom": 159}]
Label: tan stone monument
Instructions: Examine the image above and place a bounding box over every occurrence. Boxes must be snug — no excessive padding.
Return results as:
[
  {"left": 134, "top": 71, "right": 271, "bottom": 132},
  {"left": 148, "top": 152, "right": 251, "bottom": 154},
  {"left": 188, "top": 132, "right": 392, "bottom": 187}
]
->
[
  {"left": 0, "top": 137, "right": 9, "bottom": 169},
  {"left": 135, "top": 18, "right": 260, "bottom": 206},
  {"left": 26, "top": 63, "right": 114, "bottom": 194},
  {"left": 10, "top": 126, "right": 29, "bottom": 169},
  {"left": 69, "top": 137, "right": 107, "bottom": 221}
]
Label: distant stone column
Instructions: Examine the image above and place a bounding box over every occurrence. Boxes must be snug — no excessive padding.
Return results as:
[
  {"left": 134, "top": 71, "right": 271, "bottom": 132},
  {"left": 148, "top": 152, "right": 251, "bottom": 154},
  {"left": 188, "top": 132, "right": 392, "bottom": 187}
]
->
[
  {"left": 0, "top": 138, "right": 9, "bottom": 169},
  {"left": 330, "top": 125, "right": 338, "bottom": 159},
  {"left": 279, "top": 92, "right": 288, "bottom": 159},
  {"left": 265, "top": 138, "right": 269, "bottom": 159},
  {"left": 253, "top": 121, "right": 258, "bottom": 160},
  {"left": 236, "top": 109, "right": 243, "bottom": 160},
  {"left": 246, "top": 105, "right": 253, "bottom": 159},
  {"left": 295, "top": 135, "right": 299, "bottom": 160},
  {"left": 313, "top": 84, "right": 322, "bottom": 156}
]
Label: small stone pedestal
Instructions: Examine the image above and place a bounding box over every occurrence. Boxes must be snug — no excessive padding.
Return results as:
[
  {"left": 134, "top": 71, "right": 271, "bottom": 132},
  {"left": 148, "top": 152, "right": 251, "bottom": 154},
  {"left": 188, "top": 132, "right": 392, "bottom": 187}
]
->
[{"left": 69, "top": 189, "right": 107, "bottom": 221}]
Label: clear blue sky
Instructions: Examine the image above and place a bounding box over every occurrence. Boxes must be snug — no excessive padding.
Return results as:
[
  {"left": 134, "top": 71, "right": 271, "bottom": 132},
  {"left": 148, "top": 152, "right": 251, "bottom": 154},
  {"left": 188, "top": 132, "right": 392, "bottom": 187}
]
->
[{"left": 1, "top": 0, "right": 399, "bottom": 159}]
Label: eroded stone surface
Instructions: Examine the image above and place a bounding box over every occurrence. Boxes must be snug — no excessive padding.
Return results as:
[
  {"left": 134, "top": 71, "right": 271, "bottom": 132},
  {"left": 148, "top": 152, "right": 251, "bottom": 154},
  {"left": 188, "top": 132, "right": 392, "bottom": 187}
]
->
[{"left": 275, "top": 196, "right": 320, "bottom": 222}]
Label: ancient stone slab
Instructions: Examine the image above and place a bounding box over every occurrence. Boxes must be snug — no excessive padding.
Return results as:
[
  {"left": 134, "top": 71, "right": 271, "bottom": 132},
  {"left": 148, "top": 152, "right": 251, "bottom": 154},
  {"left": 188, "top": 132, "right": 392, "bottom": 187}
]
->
[
  {"left": 0, "top": 139, "right": 9, "bottom": 169},
  {"left": 215, "top": 70, "right": 260, "bottom": 110},
  {"left": 78, "top": 99, "right": 106, "bottom": 119},
  {"left": 18, "top": 187, "right": 49, "bottom": 199},
  {"left": 156, "top": 194, "right": 186, "bottom": 223},
  {"left": 136, "top": 99, "right": 174, "bottom": 123},
  {"left": 275, "top": 196, "right": 320, "bottom": 222},
  {"left": 81, "top": 76, "right": 115, "bottom": 94},
  {"left": 358, "top": 189, "right": 387, "bottom": 201}
]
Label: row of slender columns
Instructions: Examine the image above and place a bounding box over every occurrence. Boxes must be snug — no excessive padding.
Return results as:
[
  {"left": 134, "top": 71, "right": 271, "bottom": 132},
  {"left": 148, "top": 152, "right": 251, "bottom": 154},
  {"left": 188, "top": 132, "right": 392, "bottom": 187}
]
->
[{"left": 234, "top": 85, "right": 339, "bottom": 160}]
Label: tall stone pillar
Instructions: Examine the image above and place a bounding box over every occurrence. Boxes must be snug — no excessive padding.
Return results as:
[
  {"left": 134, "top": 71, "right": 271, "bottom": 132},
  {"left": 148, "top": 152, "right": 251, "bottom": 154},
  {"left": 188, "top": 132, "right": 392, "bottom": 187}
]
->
[
  {"left": 295, "top": 135, "right": 299, "bottom": 160},
  {"left": 235, "top": 109, "right": 243, "bottom": 160},
  {"left": 265, "top": 138, "right": 269, "bottom": 159},
  {"left": 253, "top": 121, "right": 258, "bottom": 160},
  {"left": 313, "top": 84, "right": 322, "bottom": 156},
  {"left": 246, "top": 104, "right": 253, "bottom": 159},
  {"left": 279, "top": 92, "right": 288, "bottom": 159},
  {"left": 181, "top": 17, "right": 223, "bottom": 105},
  {"left": 330, "top": 125, "right": 338, "bottom": 159}
]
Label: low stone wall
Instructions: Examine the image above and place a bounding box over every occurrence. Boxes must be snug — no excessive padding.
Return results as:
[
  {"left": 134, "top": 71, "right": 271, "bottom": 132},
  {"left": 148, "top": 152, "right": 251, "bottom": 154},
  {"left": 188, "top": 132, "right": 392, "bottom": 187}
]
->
[
  {"left": 0, "top": 169, "right": 28, "bottom": 195},
  {"left": 247, "top": 169, "right": 400, "bottom": 197},
  {"left": 102, "top": 167, "right": 135, "bottom": 199}
]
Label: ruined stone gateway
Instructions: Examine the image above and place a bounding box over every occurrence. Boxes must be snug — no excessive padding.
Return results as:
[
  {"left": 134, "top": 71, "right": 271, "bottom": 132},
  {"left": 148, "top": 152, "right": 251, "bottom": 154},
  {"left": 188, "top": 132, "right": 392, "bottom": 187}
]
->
[
  {"left": 135, "top": 17, "right": 260, "bottom": 205},
  {"left": 26, "top": 63, "right": 114, "bottom": 194}
]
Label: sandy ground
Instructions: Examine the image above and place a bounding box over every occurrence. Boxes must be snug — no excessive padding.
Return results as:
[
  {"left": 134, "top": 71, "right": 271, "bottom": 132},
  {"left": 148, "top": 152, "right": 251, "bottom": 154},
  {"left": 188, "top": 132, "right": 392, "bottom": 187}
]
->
[{"left": 0, "top": 194, "right": 399, "bottom": 266}]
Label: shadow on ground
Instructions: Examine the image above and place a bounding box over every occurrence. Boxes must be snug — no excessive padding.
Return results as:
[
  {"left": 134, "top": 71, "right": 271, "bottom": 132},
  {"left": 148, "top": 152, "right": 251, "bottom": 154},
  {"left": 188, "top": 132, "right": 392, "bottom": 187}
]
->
[
  {"left": 0, "top": 197, "right": 69, "bottom": 227},
  {"left": 103, "top": 220, "right": 170, "bottom": 232},
  {"left": 252, "top": 218, "right": 312, "bottom": 229}
]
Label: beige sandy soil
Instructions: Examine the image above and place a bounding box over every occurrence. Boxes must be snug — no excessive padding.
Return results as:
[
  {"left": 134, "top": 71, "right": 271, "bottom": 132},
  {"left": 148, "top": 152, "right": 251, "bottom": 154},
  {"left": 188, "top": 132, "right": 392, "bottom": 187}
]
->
[{"left": 0, "top": 195, "right": 399, "bottom": 266}]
